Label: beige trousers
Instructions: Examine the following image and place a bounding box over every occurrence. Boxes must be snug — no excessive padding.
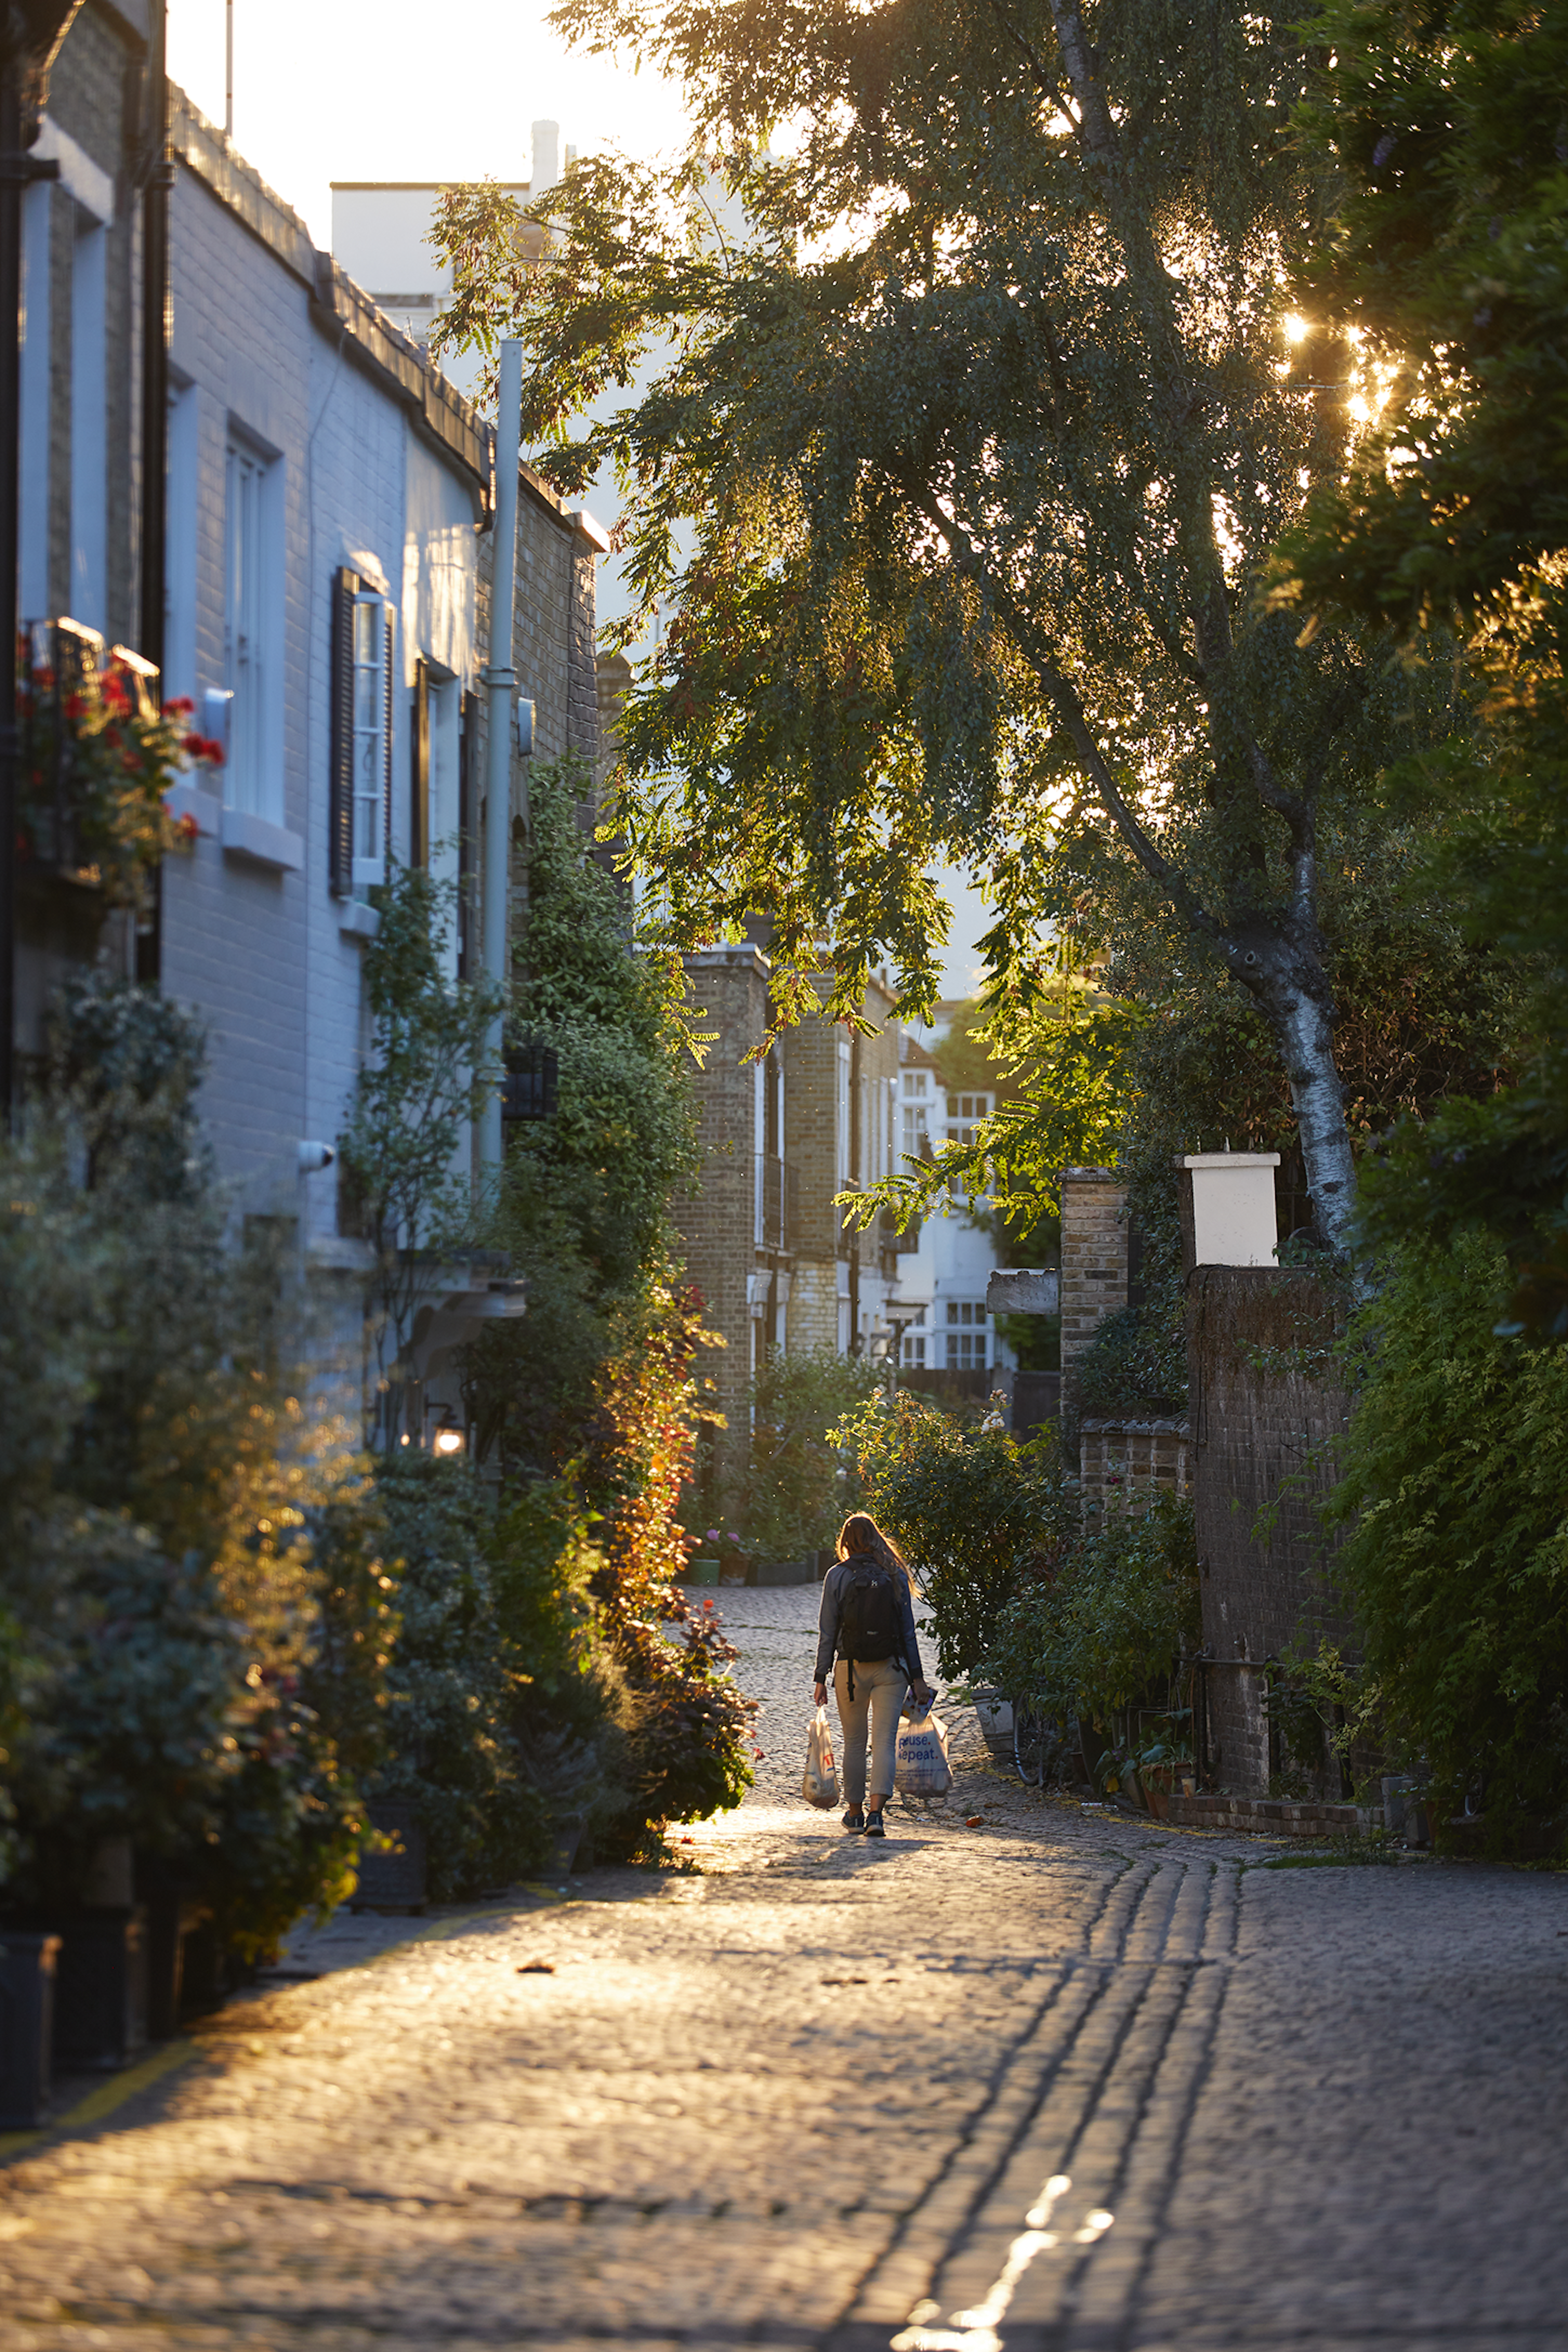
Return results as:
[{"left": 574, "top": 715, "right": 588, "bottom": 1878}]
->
[{"left": 833, "top": 1654, "right": 909, "bottom": 1806}]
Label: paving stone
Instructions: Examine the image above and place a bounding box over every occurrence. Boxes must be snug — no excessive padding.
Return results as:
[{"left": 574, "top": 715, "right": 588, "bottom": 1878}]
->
[{"left": 0, "top": 1587, "right": 1562, "bottom": 2351}]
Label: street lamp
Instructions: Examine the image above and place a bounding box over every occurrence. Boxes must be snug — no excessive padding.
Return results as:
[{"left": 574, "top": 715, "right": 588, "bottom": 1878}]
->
[{"left": 0, "top": 2, "right": 79, "bottom": 1118}]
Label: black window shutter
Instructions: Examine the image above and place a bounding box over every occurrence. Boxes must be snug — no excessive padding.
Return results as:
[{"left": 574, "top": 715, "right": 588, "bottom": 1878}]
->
[
  {"left": 382, "top": 606, "right": 395, "bottom": 866},
  {"left": 329, "top": 566, "right": 359, "bottom": 897},
  {"left": 411, "top": 656, "right": 430, "bottom": 869},
  {"left": 457, "top": 688, "right": 475, "bottom": 980}
]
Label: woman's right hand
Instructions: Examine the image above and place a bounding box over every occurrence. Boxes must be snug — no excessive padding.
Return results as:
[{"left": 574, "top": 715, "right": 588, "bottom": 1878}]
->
[{"left": 813, "top": 1679, "right": 828, "bottom": 1708}]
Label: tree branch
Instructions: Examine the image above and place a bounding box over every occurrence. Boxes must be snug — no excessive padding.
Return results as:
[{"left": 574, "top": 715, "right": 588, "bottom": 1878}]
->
[
  {"left": 896, "top": 468, "right": 1225, "bottom": 945},
  {"left": 984, "top": 0, "right": 1081, "bottom": 131}
]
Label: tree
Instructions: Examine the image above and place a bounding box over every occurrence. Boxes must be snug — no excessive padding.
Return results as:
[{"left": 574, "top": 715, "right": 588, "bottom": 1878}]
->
[
  {"left": 1276, "top": 0, "right": 1568, "bottom": 1327},
  {"left": 459, "top": 757, "right": 700, "bottom": 1473},
  {"left": 434, "top": 0, "right": 1456, "bottom": 1256},
  {"left": 338, "top": 865, "right": 501, "bottom": 1452}
]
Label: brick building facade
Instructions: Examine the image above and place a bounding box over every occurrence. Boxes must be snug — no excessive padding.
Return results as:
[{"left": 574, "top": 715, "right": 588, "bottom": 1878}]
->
[
  {"left": 1060, "top": 1166, "right": 1129, "bottom": 1390},
  {"left": 15, "top": 0, "right": 155, "bottom": 1063},
  {"left": 668, "top": 947, "right": 783, "bottom": 1501},
  {"left": 782, "top": 971, "right": 901, "bottom": 1358},
  {"left": 668, "top": 957, "right": 906, "bottom": 1508}
]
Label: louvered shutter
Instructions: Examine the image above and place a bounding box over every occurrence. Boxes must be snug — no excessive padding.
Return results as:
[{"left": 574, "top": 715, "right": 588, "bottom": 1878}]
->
[
  {"left": 329, "top": 566, "right": 359, "bottom": 897},
  {"left": 382, "top": 606, "right": 395, "bottom": 866},
  {"left": 457, "top": 688, "right": 476, "bottom": 980}
]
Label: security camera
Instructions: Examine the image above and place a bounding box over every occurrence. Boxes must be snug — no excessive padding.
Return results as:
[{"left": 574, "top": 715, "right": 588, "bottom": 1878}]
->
[{"left": 297, "top": 1140, "right": 336, "bottom": 1174}]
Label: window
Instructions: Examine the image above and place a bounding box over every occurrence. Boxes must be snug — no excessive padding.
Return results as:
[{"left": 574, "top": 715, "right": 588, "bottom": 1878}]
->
[
  {"left": 225, "top": 439, "right": 280, "bottom": 819},
  {"left": 18, "top": 179, "right": 51, "bottom": 620},
  {"left": 945, "top": 1091, "right": 991, "bottom": 1145},
  {"left": 163, "top": 381, "right": 198, "bottom": 702},
  {"left": 902, "top": 1068, "right": 931, "bottom": 1157},
  {"left": 945, "top": 1298, "right": 989, "bottom": 1369},
  {"left": 944, "top": 1089, "right": 991, "bottom": 1203},
  {"left": 352, "top": 597, "right": 389, "bottom": 873},
  {"left": 902, "top": 1334, "right": 927, "bottom": 1368},
  {"left": 330, "top": 567, "right": 394, "bottom": 896},
  {"left": 70, "top": 215, "right": 107, "bottom": 633}
]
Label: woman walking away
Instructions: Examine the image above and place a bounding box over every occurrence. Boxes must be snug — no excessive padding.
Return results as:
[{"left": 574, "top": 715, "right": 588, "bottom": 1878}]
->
[{"left": 814, "top": 1513, "right": 934, "bottom": 1836}]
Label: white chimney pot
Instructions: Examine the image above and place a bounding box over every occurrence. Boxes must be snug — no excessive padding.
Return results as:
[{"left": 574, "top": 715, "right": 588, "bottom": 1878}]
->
[{"left": 1179, "top": 1152, "right": 1280, "bottom": 1267}]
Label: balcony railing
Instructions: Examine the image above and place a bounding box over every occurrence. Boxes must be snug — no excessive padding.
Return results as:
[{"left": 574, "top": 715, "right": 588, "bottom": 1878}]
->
[{"left": 756, "top": 1153, "right": 799, "bottom": 1251}]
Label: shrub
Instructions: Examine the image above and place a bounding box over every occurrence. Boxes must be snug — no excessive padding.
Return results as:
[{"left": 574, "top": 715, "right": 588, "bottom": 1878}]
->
[
  {"left": 580, "top": 1283, "right": 757, "bottom": 1853},
  {"left": 0, "top": 976, "right": 384, "bottom": 1953},
  {"left": 743, "top": 1344, "right": 880, "bottom": 1558},
  {"left": 1325, "top": 1231, "right": 1568, "bottom": 1852},
  {"left": 988, "top": 1494, "right": 1200, "bottom": 1734},
  {"left": 362, "top": 1456, "right": 622, "bottom": 1898},
  {"left": 840, "top": 1391, "right": 1082, "bottom": 1677}
]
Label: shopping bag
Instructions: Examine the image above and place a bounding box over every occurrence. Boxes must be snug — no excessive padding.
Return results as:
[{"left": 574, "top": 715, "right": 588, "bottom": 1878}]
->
[
  {"left": 895, "top": 1709, "right": 953, "bottom": 1799},
  {"left": 802, "top": 1705, "right": 839, "bottom": 1808}
]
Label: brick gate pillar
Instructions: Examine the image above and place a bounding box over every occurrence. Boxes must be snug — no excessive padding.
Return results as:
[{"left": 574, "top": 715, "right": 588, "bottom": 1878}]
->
[{"left": 1060, "top": 1167, "right": 1128, "bottom": 1413}]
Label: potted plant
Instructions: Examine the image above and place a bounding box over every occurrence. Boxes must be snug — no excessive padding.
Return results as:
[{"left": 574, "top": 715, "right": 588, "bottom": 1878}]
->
[{"left": 16, "top": 634, "right": 219, "bottom": 905}]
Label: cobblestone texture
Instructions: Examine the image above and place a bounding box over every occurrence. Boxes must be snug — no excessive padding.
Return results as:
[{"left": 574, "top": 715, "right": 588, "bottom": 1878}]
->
[{"left": 1, "top": 1588, "right": 1564, "bottom": 2351}]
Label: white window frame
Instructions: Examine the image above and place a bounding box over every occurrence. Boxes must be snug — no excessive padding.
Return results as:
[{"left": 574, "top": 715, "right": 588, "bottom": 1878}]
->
[
  {"left": 835, "top": 1037, "right": 851, "bottom": 1195},
  {"left": 70, "top": 211, "right": 107, "bottom": 634},
  {"left": 19, "top": 179, "right": 51, "bottom": 620},
  {"left": 224, "top": 435, "right": 282, "bottom": 822},
  {"left": 943, "top": 1298, "right": 991, "bottom": 1370},
  {"left": 352, "top": 590, "right": 392, "bottom": 888},
  {"left": 163, "top": 378, "right": 198, "bottom": 702}
]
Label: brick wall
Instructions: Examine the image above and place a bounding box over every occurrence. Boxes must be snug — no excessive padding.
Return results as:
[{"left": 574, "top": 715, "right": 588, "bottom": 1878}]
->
[
  {"left": 46, "top": 4, "right": 142, "bottom": 644},
  {"left": 472, "top": 473, "right": 601, "bottom": 939},
  {"left": 1060, "top": 1167, "right": 1129, "bottom": 1363},
  {"left": 1079, "top": 1418, "right": 1193, "bottom": 1513},
  {"left": 1189, "top": 1266, "right": 1352, "bottom": 1798},
  {"left": 779, "top": 974, "right": 899, "bottom": 1356},
  {"left": 160, "top": 156, "right": 315, "bottom": 1206}
]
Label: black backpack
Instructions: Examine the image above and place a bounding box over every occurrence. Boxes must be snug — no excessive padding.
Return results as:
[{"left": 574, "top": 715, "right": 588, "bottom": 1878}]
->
[{"left": 837, "top": 1556, "right": 901, "bottom": 1663}]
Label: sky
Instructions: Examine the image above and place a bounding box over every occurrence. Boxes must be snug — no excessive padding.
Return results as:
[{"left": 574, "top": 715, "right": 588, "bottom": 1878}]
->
[
  {"left": 166, "top": 0, "right": 693, "bottom": 247},
  {"left": 165, "top": 1, "right": 995, "bottom": 1001}
]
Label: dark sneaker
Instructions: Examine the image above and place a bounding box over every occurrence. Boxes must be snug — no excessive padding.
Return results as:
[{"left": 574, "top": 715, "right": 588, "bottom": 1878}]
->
[
  {"left": 841, "top": 1806, "right": 865, "bottom": 1831},
  {"left": 864, "top": 1812, "right": 886, "bottom": 1838}
]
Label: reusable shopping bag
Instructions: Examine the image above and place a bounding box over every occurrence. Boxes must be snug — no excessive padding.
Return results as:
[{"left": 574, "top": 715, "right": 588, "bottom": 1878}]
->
[
  {"left": 895, "top": 1708, "right": 953, "bottom": 1799},
  {"left": 802, "top": 1705, "right": 840, "bottom": 1808}
]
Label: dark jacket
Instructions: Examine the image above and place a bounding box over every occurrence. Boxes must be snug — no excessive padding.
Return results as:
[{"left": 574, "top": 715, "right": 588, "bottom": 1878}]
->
[{"left": 815, "top": 1554, "right": 925, "bottom": 1686}]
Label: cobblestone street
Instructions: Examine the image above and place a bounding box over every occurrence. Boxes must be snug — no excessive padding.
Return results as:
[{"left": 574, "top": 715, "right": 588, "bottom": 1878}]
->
[{"left": 1, "top": 1587, "right": 1565, "bottom": 2351}]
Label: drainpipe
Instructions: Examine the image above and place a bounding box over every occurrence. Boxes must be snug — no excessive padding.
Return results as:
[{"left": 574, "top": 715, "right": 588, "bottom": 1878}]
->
[{"left": 478, "top": 338, "right": 522, "bottom": 1180}]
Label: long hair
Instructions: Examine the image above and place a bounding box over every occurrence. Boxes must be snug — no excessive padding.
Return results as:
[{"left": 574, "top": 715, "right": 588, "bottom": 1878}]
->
[{"left": 835, "top": 1512, "right": 915, "bottom": 1591}]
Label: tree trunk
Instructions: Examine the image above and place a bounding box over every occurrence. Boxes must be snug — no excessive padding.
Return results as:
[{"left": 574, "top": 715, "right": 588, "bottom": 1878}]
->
[{"left": 1227, "top": 922, "right": 1358, "bottom": 1259}]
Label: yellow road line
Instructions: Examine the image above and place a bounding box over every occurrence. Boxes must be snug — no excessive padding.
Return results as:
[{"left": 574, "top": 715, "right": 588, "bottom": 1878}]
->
[
  {"left": 0, "top": 2036, "right": 196, "bottom": 2163},
  {"left": 0, "top": 1891, "right": 578, "bottom": 2163}
]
